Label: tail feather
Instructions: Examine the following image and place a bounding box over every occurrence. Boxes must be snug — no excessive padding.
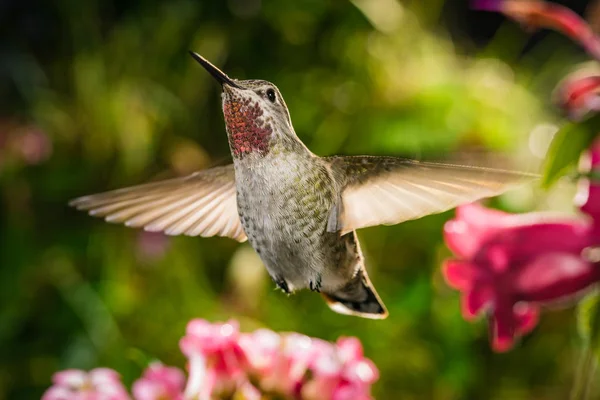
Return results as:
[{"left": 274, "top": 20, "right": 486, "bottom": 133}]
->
[{"left": 322, "top": 270, "right": 388, "bottom": 319}]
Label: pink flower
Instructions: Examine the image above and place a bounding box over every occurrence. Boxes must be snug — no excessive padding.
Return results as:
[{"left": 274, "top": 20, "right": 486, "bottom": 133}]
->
[
  {"left": 554, "top": 72, "right": 600, "bottom": 120},
  {"left": 136, "top": 231, "right": 170, "bottom": 262},
  {"left": 15, "top": 127, "right": 52, "bottom": 165},
  {"left": 443, "top": 203, "right": 600, "bottom": 352},
  {"left": 473, "top": 0, "right": 600, "bottom": 61},
  {"left": 238, "top": 329, "right": 281, "bottom": 378},
  {"left": 179, "top": 319, "right": 245, "bottom": 399},
  {"left": 239, "top": 331, "right": 378, "bottom": 399},
  {"left": 256, "top": 332, "right": 316, "bottom": 396},
  {"left": 302, "top": 337, "right": 378, "bottom": 400},
  {"left": 44, "top": 321, "right": 380, "bottom": 400},
  {"left": 42, "top": 368, "right": 130, "bottom": 400},
  {"left": 132, "top": 362, "right": 185, "bottom": 400}
]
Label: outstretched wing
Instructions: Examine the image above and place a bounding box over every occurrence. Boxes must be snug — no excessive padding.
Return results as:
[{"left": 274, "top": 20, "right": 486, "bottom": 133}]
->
[
  {"left": 326, "top": 156, "right": 536, "bottom": 234},
  {"left": 70, "top": 165, "right": 247, "bottom": 242}
]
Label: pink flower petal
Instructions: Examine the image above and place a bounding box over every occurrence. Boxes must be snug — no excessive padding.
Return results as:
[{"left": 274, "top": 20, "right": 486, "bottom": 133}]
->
[
  {"left": 445, "top": 204, "right": 511, "bottom": 259},
  {"left": 442, "top": 260, "right": 477, "bottom": 290},
  {"left": 336, "top": 337, "right": 363, "bottom": 363},
  {"left": 515, "top": 253, "right": 600, "bottom": 302},
  {"left": 302, "top": 375, "right": 339, "bottom": 400},
  {"left": 183, "top": 354, "right": 210, "bottom": 400},
  {"left": 554, "top": 74, "right": 600, "bottom": 120},
  {"left": 46, "top": 368, "right": 129, "bottom": 400},
  {"left": 238, "top": 329, "right": 281, "bottom": 374},
  {"left": 490, "top": 302, "right": 518, "bottom": 352},
  {"left": 89, "top": 368, "right": 123, "bottom": 386},
  {"left": 312, "top": 350, "right": 342, "bottom": 377},
  {"left": 132, "top": 363, "right": 185, "bottom": 400},
  {"left": 343, "top": 359, "right": 379, "bottom": 385},
  {"left": 513, "top": 302, "right": 539, "bottom": 335},
  {"left": 42, "top": 386, "right": 72, "bottom": 400},
  {"left": 461, "top": 285, "right": 494, "bottom": 319},
  {"left": 132, "top": 380, "right": 164, "bottom": 400},
  {"left": 455, "top": 203, "right": 510, "bottom": 226},
  {"left": 332, "top": 382, "right": 373, "bottom": 400},
  {"left": 53, "top": 369, "right": 87, "bottom": 388},
  {"left": 489, "top": 300, "right": 540, "bottom": 353},
  {"left": 179, "top": 318, "right": 246, "bottom": 390}
]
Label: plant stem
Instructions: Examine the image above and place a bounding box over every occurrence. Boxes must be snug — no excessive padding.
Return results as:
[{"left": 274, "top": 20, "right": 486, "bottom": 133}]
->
[{"left": 570, "top": 346, "right": 598, "bottom": 400}]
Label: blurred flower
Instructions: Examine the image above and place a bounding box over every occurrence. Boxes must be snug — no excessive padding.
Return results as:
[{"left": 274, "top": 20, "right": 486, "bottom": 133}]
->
[
  {"left": 15, "top": 127, "right": 52, "bottom": 165},
  {"left": 136, "top": 231, "right": 170, "bottom": 262},
  {"left": 554, "top": 71, "right": 600, "bottom": 121},
  {"left": 239, "top": 330, "right": 379, "bottom": 399},
  {"left": 238, "top": 328, "right": 281, "bottom": 379},
  {"left": 0, "top": 122, "right": 52, "bottom": 170},
  {"left": 132, "top": 362, "right": 185, "bottom": 400},
  {"left": 44, "top": 320, "right": 378, "bottom": 399},
  {"left": 179, "top": 319, "right": 245, "bottom": 399},
  {"left": 42, "top": 368, "right": 130, "bottom": 400},
  {"left": 302, "top": 337, "right": 378, "bottom": 400},
  {"left": 473, "top": 0, "right": 600, "bottom": 61},
  {"left": 240, "top": 331, "right": 314, "bottom": 396},
  {"left": 443, "top": 203, "right": 600, "bottom": 351}
]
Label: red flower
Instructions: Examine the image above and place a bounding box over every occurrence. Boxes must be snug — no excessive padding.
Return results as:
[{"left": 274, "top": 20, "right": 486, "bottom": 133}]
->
[
  {"left": 554, "top": 71, "right": 600, "bottom": 121},
  {"left": 473, "top": 0, "right": 600, "bottom": 61},
  {"left": 443, "top": 203, "right": 600, "bottom": 352}
]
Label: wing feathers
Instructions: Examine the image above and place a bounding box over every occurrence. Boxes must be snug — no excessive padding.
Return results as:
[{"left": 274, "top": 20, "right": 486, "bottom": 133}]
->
[
  {"left": 70, "top": 165, "right": 247, "bottom": 242},
  {"left": 328, "top": 156, "right": 536, "bottom": 233}
]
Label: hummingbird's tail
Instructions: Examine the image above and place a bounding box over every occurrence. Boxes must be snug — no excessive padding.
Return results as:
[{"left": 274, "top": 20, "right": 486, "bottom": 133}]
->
[{"left": 322, "top": 269, "right": 388, "bottom": 320}]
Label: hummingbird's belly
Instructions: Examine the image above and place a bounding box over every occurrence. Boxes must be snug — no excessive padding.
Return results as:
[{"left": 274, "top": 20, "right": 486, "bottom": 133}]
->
[{"left": 234, "top": 155, "right": 350, "bottom": 292}]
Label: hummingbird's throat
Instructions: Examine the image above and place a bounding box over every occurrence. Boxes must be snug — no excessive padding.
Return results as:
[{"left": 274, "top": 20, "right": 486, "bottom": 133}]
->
[{"left": 223, "top": 97, "right": 273, "bottom": 158}]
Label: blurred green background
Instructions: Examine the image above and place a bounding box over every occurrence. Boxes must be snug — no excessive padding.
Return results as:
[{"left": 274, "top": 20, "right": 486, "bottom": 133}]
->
[{"left": 1, "top": 0, "right": 597, "bottom": 398}]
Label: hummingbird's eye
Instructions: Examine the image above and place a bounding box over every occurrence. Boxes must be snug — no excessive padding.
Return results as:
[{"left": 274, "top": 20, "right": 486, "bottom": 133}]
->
[{"left": 266, "top": 88, "right": 276, "bottom": 103}]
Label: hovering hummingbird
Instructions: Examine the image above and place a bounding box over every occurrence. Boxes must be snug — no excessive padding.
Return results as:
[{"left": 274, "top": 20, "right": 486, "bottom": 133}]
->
[{"left": 71, "top": 52, "right": 533, "bottom": 319}]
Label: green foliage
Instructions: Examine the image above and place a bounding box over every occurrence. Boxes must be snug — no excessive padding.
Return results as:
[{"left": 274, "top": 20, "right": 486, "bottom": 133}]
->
[
  {"left": 542, "top": 115, "right": 600, "bottom": 188},
  {"left": 574, "top": 291, "right": 600, "bottom": 400},
  {"left": 577, "top": 290, "right": 600, "bottom": 359}
]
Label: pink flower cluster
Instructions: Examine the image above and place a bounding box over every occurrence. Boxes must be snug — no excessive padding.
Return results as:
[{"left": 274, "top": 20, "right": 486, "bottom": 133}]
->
[
  {"left": 181, "top": 320, "right": 378, "bottom": 400},
  {"left": 42, "top": 319, "right": 378, "bottom": 400},
  {"left": 445, "top": 0, "right": 600, "bottom": 352}
]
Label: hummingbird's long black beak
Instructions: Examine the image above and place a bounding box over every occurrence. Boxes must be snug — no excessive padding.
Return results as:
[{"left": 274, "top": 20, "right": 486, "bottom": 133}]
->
[{"left": 189, "top": 51, "right": 241, "bottom": 89}]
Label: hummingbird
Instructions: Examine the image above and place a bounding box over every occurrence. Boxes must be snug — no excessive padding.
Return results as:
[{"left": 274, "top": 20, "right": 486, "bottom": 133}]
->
[{"left": 71, "top": 52, "right": 534, "bottom": 319}]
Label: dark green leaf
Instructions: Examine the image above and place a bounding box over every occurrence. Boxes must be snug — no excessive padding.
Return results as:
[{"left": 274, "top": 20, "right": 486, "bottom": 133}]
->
[
  {"left": 577, "top": 289, "right": 600, "bottom": 360},
  {"left": 542, "top": 114, "right": 600, "bottom": 188}
]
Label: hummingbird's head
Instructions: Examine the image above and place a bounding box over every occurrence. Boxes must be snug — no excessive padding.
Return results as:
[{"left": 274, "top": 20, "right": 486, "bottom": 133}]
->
[{"left": 190, "top": 52, "right": 297, "bottom": 159}]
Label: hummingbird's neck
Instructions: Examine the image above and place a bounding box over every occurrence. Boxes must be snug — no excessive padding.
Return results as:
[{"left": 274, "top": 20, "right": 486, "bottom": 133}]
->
[
  {"left": 224, "top": 97, "right": 273, "bottom": 159},
  {"left": 223, "top": 97, "right": 306, "bottom": 159}
]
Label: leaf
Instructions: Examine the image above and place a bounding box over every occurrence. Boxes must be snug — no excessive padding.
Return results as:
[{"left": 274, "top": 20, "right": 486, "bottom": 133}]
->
[
  {"left": 577, "top": 289, "right": 600, "bottom": 359},
  {"left": 542, "top": 114, "right": 600, "bottom": 188}
]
